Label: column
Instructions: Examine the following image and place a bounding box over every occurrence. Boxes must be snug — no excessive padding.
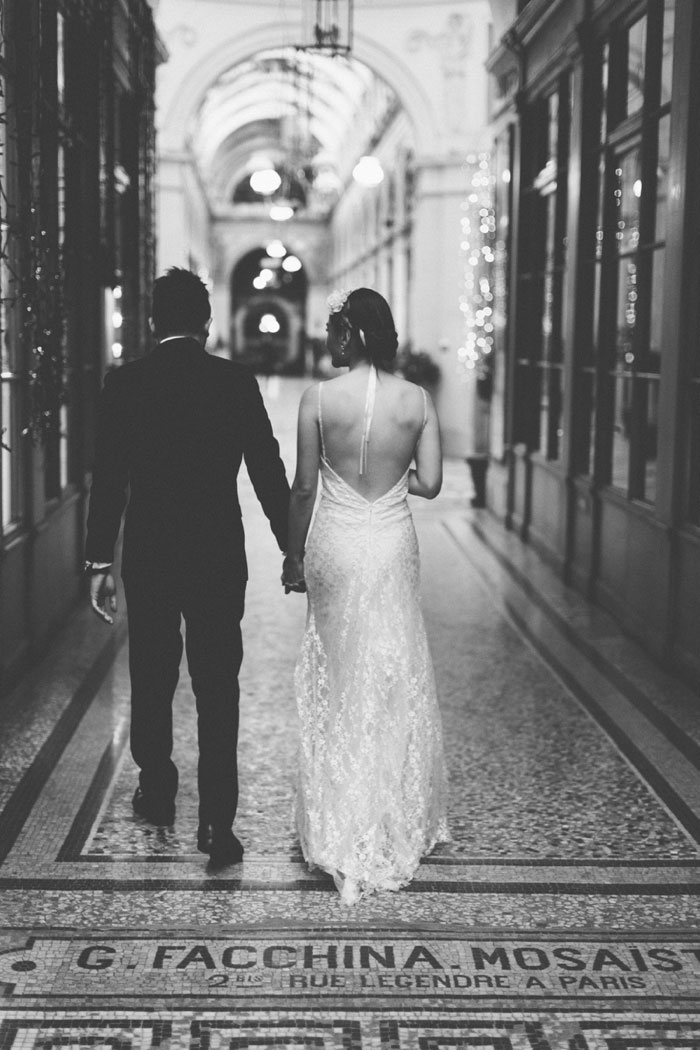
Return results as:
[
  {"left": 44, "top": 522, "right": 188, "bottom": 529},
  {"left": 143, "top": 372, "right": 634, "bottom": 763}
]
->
[{"left": 410, "top": 158, "right": 473, "bottom": 457}]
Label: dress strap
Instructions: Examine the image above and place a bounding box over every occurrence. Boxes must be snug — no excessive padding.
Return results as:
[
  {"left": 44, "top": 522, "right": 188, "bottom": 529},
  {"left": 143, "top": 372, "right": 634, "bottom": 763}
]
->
[
  {"left": 359, "top": 365, "right": 377, "bottom": 476},
  {"left": 421, "top": 386, "right": 428, "bottom": 430},
  {"left": 317, "top": 382, "right": 327, "bottom": 460}
]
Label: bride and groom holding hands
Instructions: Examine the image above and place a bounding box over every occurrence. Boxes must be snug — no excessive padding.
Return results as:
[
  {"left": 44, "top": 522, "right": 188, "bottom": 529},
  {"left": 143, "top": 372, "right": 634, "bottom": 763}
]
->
[{"left": 85, "top": 267, "right": 449, "bottom": 905}]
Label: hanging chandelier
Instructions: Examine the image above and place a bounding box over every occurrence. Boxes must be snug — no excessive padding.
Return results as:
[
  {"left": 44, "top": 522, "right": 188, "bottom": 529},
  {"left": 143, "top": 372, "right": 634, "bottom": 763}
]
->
[{"left": 300, "top": 0, "right": 353, "bottom": 55}]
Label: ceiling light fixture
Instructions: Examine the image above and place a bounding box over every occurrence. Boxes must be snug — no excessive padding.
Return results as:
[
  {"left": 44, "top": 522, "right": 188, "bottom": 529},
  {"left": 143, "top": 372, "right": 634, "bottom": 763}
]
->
[
  {"left": 266, "top": 240, "right": 287, "bottom": 258},
  {"left": 259, "top": 313, "right": 281, "bottom": 334},
  {"left": 250, "top": 169, "right": 282, "bottom": 195},
  {"left": 300, "top": 0, "right": 353, "bottom": 55},
  {"left": 269, "top": 203, "right": 295, "bottom": 222},
  {"left": 352, "top": 155, "right": 384, "bottom": 188},
  {"left": 282, "top": 255, "right": 302, "bottom": 273}
]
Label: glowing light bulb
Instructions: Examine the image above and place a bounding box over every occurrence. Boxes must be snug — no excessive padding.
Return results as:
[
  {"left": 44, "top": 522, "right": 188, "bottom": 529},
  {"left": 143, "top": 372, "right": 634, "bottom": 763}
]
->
[
  {"left": 259, "top": 313, "right": 281, "bottom": 334},
  {"left": 282, "top": 255, "right": 302, "bottom": 273},
  {"left": 352, "top": 156, "right": 384, "bottom": 187},
  {"left": 269, "top": 203, "right": 294, "bottom": 222},
  {"left": 250, "top": 169, "right": 281, "bottom": 195}
]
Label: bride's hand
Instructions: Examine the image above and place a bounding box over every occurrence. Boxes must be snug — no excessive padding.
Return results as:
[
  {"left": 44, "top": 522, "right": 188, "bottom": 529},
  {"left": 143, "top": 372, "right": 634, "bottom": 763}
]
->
[{"left": 282, "top": 555, "right": 306, "bottom": 594}]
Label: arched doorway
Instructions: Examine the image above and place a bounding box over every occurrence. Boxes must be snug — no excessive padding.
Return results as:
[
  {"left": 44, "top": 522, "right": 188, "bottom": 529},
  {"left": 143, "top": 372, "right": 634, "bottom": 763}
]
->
[{"left": 230, "top": 246, "right": 308, "bottom": 375}]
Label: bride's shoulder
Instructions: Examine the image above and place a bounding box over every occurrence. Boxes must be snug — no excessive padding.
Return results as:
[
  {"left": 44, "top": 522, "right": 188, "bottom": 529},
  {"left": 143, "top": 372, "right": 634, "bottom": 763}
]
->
[
  {"left": 300, "top": 376, "right": 343, "bottom": 404},
  {"left": 298, "top": 382, "right": 323, "bottom": 417},
  {"left": 385, "top": 372, "right": 427, "bottom": 406},
  {"left": 316, "top": 373, "right": 353, "bottom": 400},
  {"left": 322, "top": 373, "right": 348, "bottom": 388}
]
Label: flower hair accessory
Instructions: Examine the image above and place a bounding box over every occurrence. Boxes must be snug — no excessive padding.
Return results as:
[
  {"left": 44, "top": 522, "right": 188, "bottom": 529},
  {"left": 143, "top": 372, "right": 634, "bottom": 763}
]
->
[{"left": 327, "top": 289, "right": 349, "bottom": 314}]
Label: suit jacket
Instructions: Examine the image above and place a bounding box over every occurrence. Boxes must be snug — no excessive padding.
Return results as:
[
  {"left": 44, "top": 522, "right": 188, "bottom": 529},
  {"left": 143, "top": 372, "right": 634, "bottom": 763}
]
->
[{"left": 85, "top": 338, "right": 290, "bottom": 583}]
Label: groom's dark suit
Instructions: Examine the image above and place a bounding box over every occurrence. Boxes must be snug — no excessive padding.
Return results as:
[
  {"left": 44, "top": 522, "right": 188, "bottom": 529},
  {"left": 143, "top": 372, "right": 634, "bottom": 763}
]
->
[{"left": 85, "top": 337, "right": 289, "bottom": 828}]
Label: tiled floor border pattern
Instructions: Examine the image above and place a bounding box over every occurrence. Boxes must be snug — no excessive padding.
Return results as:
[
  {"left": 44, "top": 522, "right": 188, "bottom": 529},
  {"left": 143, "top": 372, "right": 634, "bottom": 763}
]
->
[
  {"left": 3, "top": 1013, "right": 700, "bottom": 1048},
  {"left": 1, "top": 520, "right": 700, "bottom": 893}
]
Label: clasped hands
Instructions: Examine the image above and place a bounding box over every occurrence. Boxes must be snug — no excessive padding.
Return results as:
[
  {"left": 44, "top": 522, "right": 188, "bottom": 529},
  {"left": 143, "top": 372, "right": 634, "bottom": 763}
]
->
[
  {"left": 89, "top": 571, "right": 118, "bottom": 625},
  {"left": 282, "top": 554, "right": 306, "bottom": 595}
]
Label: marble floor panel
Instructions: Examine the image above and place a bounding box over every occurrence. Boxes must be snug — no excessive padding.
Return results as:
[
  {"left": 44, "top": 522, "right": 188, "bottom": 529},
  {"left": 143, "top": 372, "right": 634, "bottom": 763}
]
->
[{"left": 1, "top": 377, "right": 699, "bottom": 1035}]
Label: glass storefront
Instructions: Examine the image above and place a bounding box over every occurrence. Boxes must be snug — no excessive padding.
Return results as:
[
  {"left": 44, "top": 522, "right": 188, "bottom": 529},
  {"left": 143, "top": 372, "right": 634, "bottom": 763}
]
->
[
  {"left": 515, "top": 75, "right": 570, "bottom": 462},
  {"left": 487, "top": 0, "right": 700, "bottom": 685}
]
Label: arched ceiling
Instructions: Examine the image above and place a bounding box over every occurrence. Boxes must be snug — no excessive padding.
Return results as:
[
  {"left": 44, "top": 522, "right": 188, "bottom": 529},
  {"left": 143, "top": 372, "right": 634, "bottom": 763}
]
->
[{"left": 190, "top": 46, "right": 402, "bottom": 215}]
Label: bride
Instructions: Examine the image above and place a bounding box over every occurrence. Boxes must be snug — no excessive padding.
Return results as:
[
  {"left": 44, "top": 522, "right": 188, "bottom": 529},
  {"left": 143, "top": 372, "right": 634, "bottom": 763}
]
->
[{"left": 282, "top": 288, "right": 450, "bottom": 905}]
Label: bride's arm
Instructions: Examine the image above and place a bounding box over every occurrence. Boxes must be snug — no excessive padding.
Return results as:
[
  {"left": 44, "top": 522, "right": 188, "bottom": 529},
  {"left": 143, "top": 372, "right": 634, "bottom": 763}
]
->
[
  {"left": 408, "top": 391, "right": 442, "bottom": 499},
  {"left": 282, "top": 386, "right": 320, "bottom": 590}
]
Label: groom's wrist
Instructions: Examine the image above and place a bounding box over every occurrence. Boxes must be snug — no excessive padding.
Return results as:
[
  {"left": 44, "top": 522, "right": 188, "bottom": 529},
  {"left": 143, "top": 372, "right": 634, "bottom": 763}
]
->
[{"left": 84, "top": 561, "right": 112, "bottom": 575}]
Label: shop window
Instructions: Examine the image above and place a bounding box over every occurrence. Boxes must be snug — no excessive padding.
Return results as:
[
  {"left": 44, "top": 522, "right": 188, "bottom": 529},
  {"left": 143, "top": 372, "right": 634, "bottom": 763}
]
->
[
  {"left": 490, "top": 126, "right": 514, "bottom": 462},
  {"left": 610, "top": 147, "right": 642, "bottom": 491},
  {"left": 579, "top": 1, "right": 673, "bottom": 504},
  {"left": 688, "top": 378, "right": 700, "bottom": 525},
  {"left": 625, "top": 16, "right": 647, "bottom": 118},
  {"left": 44, "top": 8, "right": 72, "bottom": 502},
  {"left": 574, "top": 144, "right": 606, "bottom": 478},
  {"left": 57, "top": 11, "right": 66, "bottom": 110},
  {"left": 600, "top": 42, "right": 609, "bottom": 141},
  {"left": 515, "top": 75, "right": 570, "bottom": 461},
  {"left": 0, "top": 61, "right": 23, "bottom": 535}
]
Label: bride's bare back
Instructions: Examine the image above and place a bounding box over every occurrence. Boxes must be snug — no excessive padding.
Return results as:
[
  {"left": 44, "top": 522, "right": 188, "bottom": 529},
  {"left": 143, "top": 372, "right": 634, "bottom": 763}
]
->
[
  {"left": 318, "top": 365, "right": 441, "bottom": 502},
  {"left": 284, "top": 358, "right": 442, "bottom": 591}
]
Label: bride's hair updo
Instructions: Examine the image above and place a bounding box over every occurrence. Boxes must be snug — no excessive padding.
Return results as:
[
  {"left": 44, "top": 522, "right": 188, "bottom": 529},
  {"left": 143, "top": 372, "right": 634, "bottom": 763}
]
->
[{"left": 330, "top": 288, "right": 399, "bottom": 368}]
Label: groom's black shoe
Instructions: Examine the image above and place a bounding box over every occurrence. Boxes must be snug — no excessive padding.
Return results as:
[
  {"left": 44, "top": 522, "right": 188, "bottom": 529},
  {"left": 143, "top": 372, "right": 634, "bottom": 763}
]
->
[
  {"left": 197, "top": 824, "right": 244, "bottom": 867},
  {"left": 132, "top": 787, "right": 175, "bottom": 826}
]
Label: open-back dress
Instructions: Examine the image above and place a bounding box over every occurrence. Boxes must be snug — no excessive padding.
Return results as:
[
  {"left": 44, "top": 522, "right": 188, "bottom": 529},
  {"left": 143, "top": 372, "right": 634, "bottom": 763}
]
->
[{"left": 294, "top": 366, "right": 450, "bottom": 903}]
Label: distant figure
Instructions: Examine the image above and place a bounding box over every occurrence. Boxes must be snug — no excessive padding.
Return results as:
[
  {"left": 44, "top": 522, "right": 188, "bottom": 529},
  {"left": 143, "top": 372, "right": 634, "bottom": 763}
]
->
[
  {"left": 282, "top": 288, "right": 450, "bottom": 904},
  {"left": 85, "top": 268, "right": 290, "bottom": 867}
]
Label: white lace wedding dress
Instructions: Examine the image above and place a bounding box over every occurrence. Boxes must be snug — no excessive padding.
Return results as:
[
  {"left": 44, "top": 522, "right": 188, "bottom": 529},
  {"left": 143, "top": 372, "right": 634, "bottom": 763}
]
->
[{"left": 294, "top": 368, "right": 450, "bottom": 904}]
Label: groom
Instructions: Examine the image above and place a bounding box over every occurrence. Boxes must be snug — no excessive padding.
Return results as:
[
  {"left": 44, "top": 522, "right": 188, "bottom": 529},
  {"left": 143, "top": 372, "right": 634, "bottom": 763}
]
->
[{"left": 84, "top": 267, "right": 290, "bottom": 866}]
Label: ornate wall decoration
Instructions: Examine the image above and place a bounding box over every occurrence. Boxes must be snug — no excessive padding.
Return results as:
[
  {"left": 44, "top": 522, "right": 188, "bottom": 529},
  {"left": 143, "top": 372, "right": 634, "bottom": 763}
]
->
[{"left": 407, "top": 13, "right": 473, "bottom": 135}]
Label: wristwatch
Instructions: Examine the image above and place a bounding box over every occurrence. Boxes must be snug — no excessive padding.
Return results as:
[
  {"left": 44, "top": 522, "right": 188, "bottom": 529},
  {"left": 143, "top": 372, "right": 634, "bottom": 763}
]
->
[{"left": 84, "top": 561, "right": 112, "bottom": 575}]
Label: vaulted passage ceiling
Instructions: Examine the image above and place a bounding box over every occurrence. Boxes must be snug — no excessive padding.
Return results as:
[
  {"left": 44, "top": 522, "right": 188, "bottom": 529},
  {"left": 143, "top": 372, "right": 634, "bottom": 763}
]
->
[{"left": 191, "top": 46, "right": 400, "bottom": 216}]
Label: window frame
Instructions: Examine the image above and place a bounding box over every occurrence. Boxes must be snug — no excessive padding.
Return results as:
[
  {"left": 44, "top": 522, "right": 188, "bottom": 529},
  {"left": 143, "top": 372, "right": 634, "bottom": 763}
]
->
[
  {"left": 514, "top": 70, "right": 571, "bottom": 463},
  {"left": 588, "top": 0, "right": 672, "bottom": 506},
  {"left": 42, "top": 0, "right": 75, "bottom": 504},
  {"left": 0, "top": 12, "right": 25, "bottom": 537}
]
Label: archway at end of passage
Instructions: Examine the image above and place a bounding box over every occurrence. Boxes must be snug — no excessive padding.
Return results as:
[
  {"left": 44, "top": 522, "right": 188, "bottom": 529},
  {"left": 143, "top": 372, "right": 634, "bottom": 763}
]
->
[{"left": 230, "top": 246, "right": 308, "bottom": 376}]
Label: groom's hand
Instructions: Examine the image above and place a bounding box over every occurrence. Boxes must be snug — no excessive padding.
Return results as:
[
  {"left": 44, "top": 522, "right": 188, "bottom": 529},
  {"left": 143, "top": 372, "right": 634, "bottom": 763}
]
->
[
  {"left": 89, "top": 572, "right": 118, "bottom": 624},
  {"left": 282, "top": 555, "right": 306, "bottom": 595}
]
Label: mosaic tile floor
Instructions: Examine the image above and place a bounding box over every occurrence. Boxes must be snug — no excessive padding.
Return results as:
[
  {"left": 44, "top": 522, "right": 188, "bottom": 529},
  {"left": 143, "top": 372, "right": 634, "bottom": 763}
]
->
[{"left": 1, "top": 377, "right": 700, "bottom": 1043}]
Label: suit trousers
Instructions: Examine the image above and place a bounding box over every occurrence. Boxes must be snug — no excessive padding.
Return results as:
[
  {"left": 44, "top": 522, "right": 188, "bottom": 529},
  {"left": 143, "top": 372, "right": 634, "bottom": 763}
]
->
[{"left": 124, "top": 570, "right": 246, "bottom": 829}]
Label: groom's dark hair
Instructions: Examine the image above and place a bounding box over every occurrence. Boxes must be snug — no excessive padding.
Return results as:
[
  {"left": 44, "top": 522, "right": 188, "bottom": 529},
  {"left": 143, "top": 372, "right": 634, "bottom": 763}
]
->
[{"left": 151, "top": 267, "right": 211, "bottom": 336}]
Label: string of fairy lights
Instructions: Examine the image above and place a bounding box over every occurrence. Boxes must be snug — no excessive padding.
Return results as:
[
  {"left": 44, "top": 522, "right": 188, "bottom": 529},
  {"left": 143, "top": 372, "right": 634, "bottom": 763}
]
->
[
  {"left": 457, "top": 152, "right": 496, "bottom": 383},
  {"left": 0, "top": 25, "right": 67, "bottom": 450},
  {"left": 21, "top": 206, "right": 67, "bottom": 446}
]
